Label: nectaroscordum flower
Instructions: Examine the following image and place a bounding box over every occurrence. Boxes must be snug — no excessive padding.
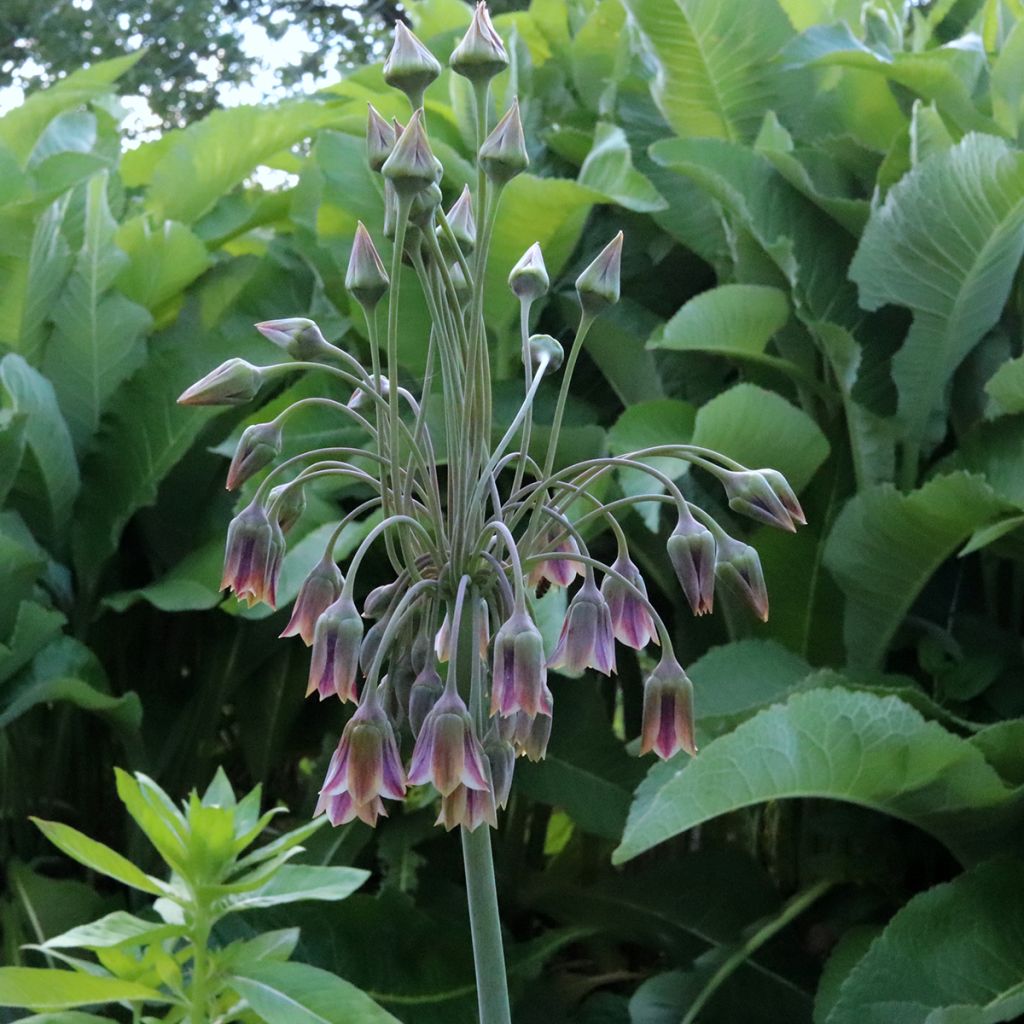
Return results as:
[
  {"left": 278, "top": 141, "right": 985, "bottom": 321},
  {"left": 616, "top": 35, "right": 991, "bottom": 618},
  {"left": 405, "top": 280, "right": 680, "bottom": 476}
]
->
[{"left": 640, "top": 654, "right": 697, "bottom": 760}]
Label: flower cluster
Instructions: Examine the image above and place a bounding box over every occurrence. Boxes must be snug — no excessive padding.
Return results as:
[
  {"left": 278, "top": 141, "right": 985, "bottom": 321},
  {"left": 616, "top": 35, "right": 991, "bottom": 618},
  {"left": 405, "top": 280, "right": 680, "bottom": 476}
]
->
[{"left": 179, "top": 4, "right": 804, "bottom": 833}]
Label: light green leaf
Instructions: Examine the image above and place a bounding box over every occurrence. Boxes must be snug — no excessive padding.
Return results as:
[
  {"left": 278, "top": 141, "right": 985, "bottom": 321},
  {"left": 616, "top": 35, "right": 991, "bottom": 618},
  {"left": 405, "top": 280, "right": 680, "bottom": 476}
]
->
[
  {"left": 622, "top": 0, "right": 794, "bottom": 142},
  {"left": 42, "top": 912, "right": 184, "bottom": 951},
  {"left": 823, "top": 472, "right": 1006, "bottom": 668},
  {"left": 113, "top": 770, "right": 189, "bottom": 873},
  {"left": 18, "top": 195, "right": 72, "bottom": 363},
  {"left": 850, "top": 134, "right": 1024, "bottom": 446},
  {"left": 9, "top": 1014, "right": 115, "bottom": 1023},
  {"left": 813, "top": 926, "right": 883, "bottom": 1024},
  {"left": 691, "top": 383, "right": 829, "bottom": 491},
  {"left": 614, "top": 688, "right": 1019, "bottom": 866},
  {"left": 0, "top": 968, "right": 166, "bottom": 1011},
  {"left": 115, "top": 217, "right": 211, "bottom": 313},
  {"left": 222, "top": 865, "right": 369, "bottom": 911},
  {"left": 578, "top": 123, "right": 666, "bottom": 212},
  {"left": 984, "top": 354, "right": 1024, "bottom": 417},
  {"left": 992, "top": 19, "right": 1024, "bottom": 137},
  {"left": 826, "top": 859, "right": 1024, "bottom": 1024},
  {"left": 230, "top": 961, "right": 400, "bottom": 1024},
  {"left": 960, "top": 514, "right": 1024, "bottom": 556}
]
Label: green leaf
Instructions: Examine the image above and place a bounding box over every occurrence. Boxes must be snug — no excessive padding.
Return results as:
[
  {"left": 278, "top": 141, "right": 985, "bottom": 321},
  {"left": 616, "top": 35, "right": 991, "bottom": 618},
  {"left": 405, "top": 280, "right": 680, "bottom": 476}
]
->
[
  {"left": 9, "top": 1014, "right": 116, "bottom": 1023},
  {"left": 850, "top": 135, "right": 1024, "bottom": 446},
  {"left": 222, "top": 865, "right": 369, "bottom": 911},
  {"left": 0, "top": 677, "right": 141, "bottom": 733},
  {"left": 114, "top": 217, "right": 211, "bottom": 313},
  {"left": 813, "top": 926, "right": 882, "bottom": 1024},
  {"left": 230, "top": 961, "right": 400, "bottom": 1024},
  {"left": 984, "top": 354, "right": 1024, "bottom": 417},
  {"left": 42, "top": 912, "right": 184, "bottom": 951},
  {"left": 0, "top": 968, "right": 166, "bottom": 1011},
  {"left": 18, "top": 195, "right": 73, "bottom": 363},
  {"left": 826, "top": 859, "right": 1024, "bottom": 1024},
  {"left": 614, "top": 687, "right": 1019, "bottom": 867},
  {"left": 113, "top": 770, "right": 189, "bottom": 873},
  {"left": 823, "top": 472, "right": 1006, "bottom": 669},
  {"left": 991, "top": 19, "right": 1024, "bottom": 138},
  {"left": 622, "top": 0, "right": 794, "bottom": 142},
  {"left": 578, "top": 123, "right": 666, "bottom": 212},
  {"left": 30, "top": 820, "right": 167, "bottom": 897},
  {"left": 691, "top": 383, "right": 829, "bottom": 491}
]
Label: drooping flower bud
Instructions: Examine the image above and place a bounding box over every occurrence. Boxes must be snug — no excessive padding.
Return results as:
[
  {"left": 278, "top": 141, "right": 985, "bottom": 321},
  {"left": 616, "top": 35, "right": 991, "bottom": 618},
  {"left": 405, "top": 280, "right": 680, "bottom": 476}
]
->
[
  {"left": 346, "top": 223, "right": 390, "bottom": 310},
  {"left": 761, "top": 468, "right": 806, "bottom": 526},
  {"left": 576, "top": 232, "right": 623, "bottom": 317},
  {"left": 221, "top": 500, "right": 278, "bottom": 607},
  {"left": 360, "top": 617, "right": 388, "bottom": 675},
  {"left": 433, "top": 609, "right": 452, "bottom": 663},
  {"left": 384, "top": 653, "right": 416, "bottom": 729},
  {"left": 366, "top": 103, "right": 396, "bottom": 172},
  {"left": 254, "top": 318, "right": 337, "bottom": 361},
  {"left": 508, "top": 242, "right": 549, "bottom": 302},
  {"left": 485, "top": 733, "right": 515, "bottom": 808},
  {"left": 720, "top": 469, "right": 797, "bottom": 532},
  {"left": 308, "top": 595, "right": 364, "bottom": 702},
  {"left": 436, "top": 783, "right": 497, "bottom": 831},
  {"left": 408, "top": 687, "right": 490, "bottom": 796},
  {"left": 527, "top": 333, "right": 563, "bottom": 375},
  {"left": 178, "top": 358, "right": 264, "bottom": 406},
  {"left": 314, "top": 789, "right": 386, "bottom": 827},
  {"left": 548, "top": 577, "right": 616, "bottom": 676},
  {"left": 440, "top": 185, "right": 476, "bottom": 256},
  {"left": 409, "top": 664, "right": 444, "bottom": 736},
  {"left": 382, "top": 21, "right": 442, "bottom": 107},
  {"left": 478, "top": 99, "right": 529, "bottom": 185},
  {"left": 226, "top": 420, "right": 282, "bottom": 491},
  {"left": 491, "top": 610, "right": 551, "bottom": 718},
  {"left": 348, "top": 374, "right": 390, "bottom": 411},
  {"left": 268, "top": 482, "right": 305, "bottom": 535},
  {"left": 715, "top": 534, "right": 769, "bottom": 622},
  {"left": 280, "top": 553, "right": 343, "bottom": 645},
  {"left": 528, "top": 532, "right": 583, "bottom": 589},
  {"left": 382, "top": 109, "right": 443, "bottom": 197},
  {"left": 667, "top": 514, "right": 717, "bottom": 616},
  {"left": 363, "top": 579, "right": 400, "bottom": 620},
  {"left": 640, "top": 654, "right": 696, "bottom": 760},
  {"left": 320, "top": 696, "right": 407, "bottom": 806},
  {"left": 450, "top": 2, "right": 509, "bottom": 83},
  {"left": 601, "top": 554, "right": 659, "bottom": 650}
]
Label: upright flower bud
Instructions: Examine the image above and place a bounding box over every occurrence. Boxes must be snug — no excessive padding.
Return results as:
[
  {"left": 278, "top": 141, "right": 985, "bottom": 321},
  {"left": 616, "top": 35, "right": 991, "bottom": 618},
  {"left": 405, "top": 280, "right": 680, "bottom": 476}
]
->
[
  {"left": 366, "top": 104, "right": 396, "bottom": 172},
  {"left": 441, "top": 185, "right": 476, "bottom": 256},
  {"left": 308, "top": 595, "right": 364, "bottom": 702},
  {"left": 478, "top": 99, "right": 529, "bottom": 184},
  {"left": 346, "top": 223, "right": 390, "bottom": 309},
  {"left": 640, "top": 654, "right": 696, "bottom": 760},
  {"left": 576, "top": 232, "right": 623, "bottom": 317},
  {"left": 509, "top": 242, "right": 549, "bottom": 301},
  {"left": 548, "top": 577, "right": 616, "bottom": 676},
  {"left": 601, "top": 554, "right": 659, "bottom": 650},
  {"left": 436, "top": 783, "right": 498, "bottom": 832},
  {"left": 409, "top": 181, "right": 443, "bottom": 227},
  {"left": 381, "top": 108, "right": 443, "bottom": 197},
  {"left": 409, "top": 664, "right": 444, "bottom": 736},
  {"left": 281, "top": 553, "right": 343, "bottom": 645},
  {"left": 715, "top": 534, "right": 769, "bottom": 622},
  {"left": 449, "top": 261, "right": 471, "bottom": 304},
  {"left": 527, "top": 333, "right": 563, "bottom": 375},
  {"left": 720, "top": 469, "right": 796, "bottom": 532},
  {"left": 450, "top": 2, "right": 509, "bottom": 83},
  {"left": 667, "top": 514, "right": 717, "bottom": 617},
  {"left": 178, "top": 358, "right": 264, "bottom": 406},
  {"left": 226, "top": 420, "right": 282, "bottom": 491},
  {"left": 383, "top": 21, "right": 442, "bottom": 107},
  {"left": 221, "top": 500, "right": 277, "bottom": 606},
  {"left": 254, "top": 317, "right": 337, "bottom": 361},
  {"left": 408, "top": 687, "right": 490, "bottom": 796},
  {"left": 491, "top": 610, "right": 552, "bottom": 717},
  {"left": 528, "top": 532, "right": 582, "bottom": 589}
]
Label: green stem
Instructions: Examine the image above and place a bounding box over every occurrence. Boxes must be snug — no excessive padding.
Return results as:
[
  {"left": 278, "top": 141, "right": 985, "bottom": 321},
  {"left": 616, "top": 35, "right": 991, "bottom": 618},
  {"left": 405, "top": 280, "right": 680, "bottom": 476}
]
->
[{"left": 189, "top": 916, "right": 211, "bottom": 1024}]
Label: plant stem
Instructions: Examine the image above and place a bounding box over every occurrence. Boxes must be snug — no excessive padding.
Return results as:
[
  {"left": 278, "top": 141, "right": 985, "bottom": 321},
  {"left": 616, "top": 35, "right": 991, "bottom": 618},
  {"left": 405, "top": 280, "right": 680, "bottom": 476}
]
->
[{"left": 189, "top": 916, "right": 211, "bottom": 1024}]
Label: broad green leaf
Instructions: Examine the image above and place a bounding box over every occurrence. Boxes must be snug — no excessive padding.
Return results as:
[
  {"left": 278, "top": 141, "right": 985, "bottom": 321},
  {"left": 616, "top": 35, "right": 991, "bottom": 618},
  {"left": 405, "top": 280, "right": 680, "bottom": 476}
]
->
[
  {"left": 30, "top": 820, "right": 166, "bottom": 897},
  {"left": 0, "top": 599, "right": 65, "bottom": 685},
  {"left": 42, "top": 912, "right": 184, "bottom": 951},
  {"left": 970, "top": 721, "right": 1024, "bottom": 787},
  {"left": 44, "top": 173, "right": 152, "bottom": 450},
  {"left": 115, "top": 217, "right": 210, "bottom": 313},
  {"left": 0, "top": 677, "right": 141, "bottom": 733},
  {"left": 0, "top": 409, "right": 28, "bottom": 507},
  {"left": 578, "top": 123, "right": 666, "bottom": 212},
  {"left": 0, "top": 968, "right": 166, "bottom": 1011},
  {"left": 614, "top": 688, "right": 1019, "bottom": 866},
  {"left": 230, "top": 961, "right": 400, "bottom": 1024},
  {"left": 823, "top": 472, "right": 1006, "bottom": 668},
  {"left": 992, "top": 19, "right": 1024, "bottom": 137},
  {"left": 101, "top": 539, "right": 224, "bottom": 614},
  {"left": 691, "top": 383, "right": 830, "bottom": 491},
  {"left": 222, "top": 865, "right": 369, "bottom": 911},
  {"left": 18, "top": 195, "right": 72, "bottom": 363},
  {"left": 217, "top": 929, "right": 301, "bottom": 971},
  {"left": 850, "top": 135, "right": 1024, "bottom": 446},
  {"left": 984, "top": 354, "right": 1024, "bottom": 417},
  {"left": 827, "top": 859, "right": 1024, "bottom": 1024},
  {"left": 622, "top": 0, "right": 794, "bottom": 141},
  {"left": 960, "top": 514, "right": 1024, "bottom": 555},
  {"left": 570, "top": 0, "right": 628, "bottom": 111},
  {"left": 9, "top": 1014, "right": 115, "bottom": 1023},
  {"left": 813, "top": 926, "right": 883, "bottom": 1024}
]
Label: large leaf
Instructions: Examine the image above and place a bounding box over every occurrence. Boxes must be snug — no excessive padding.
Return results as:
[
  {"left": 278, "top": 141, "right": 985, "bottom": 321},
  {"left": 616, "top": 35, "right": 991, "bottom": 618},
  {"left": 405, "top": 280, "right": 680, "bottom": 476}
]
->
[
  {"left": 622, "top": 0, "right": 794, "bottom": 141},
  {"left": 42, "top": 912, "right": 184, "bottom": 951},
  {"left": 0, "top": 968, "right": 166, "bottom": 1011},
  {"left": 613, "top": 687, "right": 1020, "bottom": 867},
  {"left": 578, "top": 122, "right": 666, "bottom": 212},
  {"left": 115, "top": 217, "right": 211, "bottom": 314},
  {"left": 0, "top": 676, "right": 141, "bottom": 733},
  {"left": 849, "top": 134, "right": 1024, "bottom": 447},
  {"left": 17, "top": 196, "right": 73, "bottom": 363},
  {"left": 826, "top": 858, "right": 1024, "bottom": 1024},
  {"left": 823, "top": 472, "right": 1006, "bottom": 669},
  {"left": 221, "top": 865, "right": 369, "bottom": 911}
]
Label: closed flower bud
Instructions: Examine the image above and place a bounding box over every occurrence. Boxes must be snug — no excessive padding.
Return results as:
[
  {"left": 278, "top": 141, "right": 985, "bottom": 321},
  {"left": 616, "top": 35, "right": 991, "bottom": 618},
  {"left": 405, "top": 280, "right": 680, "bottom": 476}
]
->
[
  {"left": 320, "top": 696, "right": 407, "bottom": 806},
  {"left": 548, "top": 577, "right": 616, "bottom": 676},
  {"left": 761, "top": 468, "right": 806, "bottom": 526},
  {"left": 178, "top": 358, "right": 264, "bottom": 406},
  {"left": 449, "top": 261, "right": 471, "bottom": 304},
  {"left": 348, "top": 374, "right": 390, "bottom": 411},
  {"left": 383, "top": 179, "right": 399, "bottom": 241},
  {"left": 366, "top": 103, "right": 396, "bottom": 172},
  {"left": 360, "top": 617, "right": 388, "bottom": 675},
  {"left": 527, "top": 333, "right": 563, "bottom": 375},
  {"left": 450, "top": 2, "right": 509, "bottom": 83},
  {"left": 485, "top": 734, "right": 515, "bottom": 808},
  {"left": 384, "top": 654, "right": 416, "bottom": 728},
  {"left": 720, "top": 469, "right": 796, "bottom": 532},
  {"left": 528, "top": 532, "right": 583, "bottom": 589},
  {"left": 280, "top": 553, "right": 343, "bottom": 645},
  {"left": 509, "top": 242, "right": 549, "bottom": 301},
  {"left": 268, "top": 482, "right": 305, "bottom": 534},
  {"left": 576, "top": 232, "right": 623, "bottom": 317},
  {"left": 715, "top": 534, "right": 769, "bottom": 622},
  {"left": 226, "top": 420, "right": 282, "bottom": 491},
  {"left": 363, "top": 579, "right": 400, "bottom": 620},
  {"left": 408, "top": 687, "right": 490, "bottom": 796},
  {"left": 409, "top": 664, "right": 444, "bottom": 736},
  {"left": 436, "top": 783, "right": 497, "bottom": 832},
  {"left": 254, "top": 317, "right": 337, "bottom": 361},
  {"left": 382, "top": 109, "right": 443, "bottom": 197},
  {"left": 383, "top": 21, "right": 442, "bottom": 106},
  {"left": 640, "top": 654, "right": 697, "bottom": 760},
  {"left": 440, "top": 185, "right": 476, "bottom": 256},
  {"left": 308, "top": 595, "right": 364, "bottom": 702},
  {"left": 667, "top": 514, "right": 717, "bottom": 616},
  {"left": 221, "top": 500, "right": 277, "bottom": 606},
  {"left": 315, "top": 789, "right": 387, "bottom": 827},
  {"left": 409, "top": 181, "right": 443, "bottom": 227},
  {"left": 601, "top": 554, "right": 659, "bottom": 650},
  {"left": 434, "top": 610, "right": 452, "bottom": 662},
  {"left": 346, "top": 223, "right": 390, "bottom": 309},
  {"left": 491, "top": 610, "right": 551, "bottom": 717},
  {"left": 478, "top": 99, "right": 529, "bottom": 184}
]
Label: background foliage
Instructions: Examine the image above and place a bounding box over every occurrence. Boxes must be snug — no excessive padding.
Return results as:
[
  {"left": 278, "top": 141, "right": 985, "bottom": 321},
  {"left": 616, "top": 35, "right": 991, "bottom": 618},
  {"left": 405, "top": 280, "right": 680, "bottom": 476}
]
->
[{"left": 2, "top": 0, "right": 1024, "bottom": 1020}]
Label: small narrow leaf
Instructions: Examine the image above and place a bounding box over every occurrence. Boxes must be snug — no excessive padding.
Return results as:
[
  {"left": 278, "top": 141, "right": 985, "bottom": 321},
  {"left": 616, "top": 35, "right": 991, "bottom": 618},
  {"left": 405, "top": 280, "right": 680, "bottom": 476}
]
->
[{"left": 0, "top": 968, "right": 166, "bottom": 1011}]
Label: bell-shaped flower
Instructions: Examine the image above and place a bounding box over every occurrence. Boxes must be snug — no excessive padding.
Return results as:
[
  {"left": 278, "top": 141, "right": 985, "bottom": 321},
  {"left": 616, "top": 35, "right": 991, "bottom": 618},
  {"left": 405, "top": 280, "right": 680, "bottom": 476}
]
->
[
  {"left": 504, "top": 708, "right": 552, "bottom": 762},
  {"left": 280, "top": 554, "right": 343, "bottom": 645},
  {"left": 450, "top": 2, "right": 509, "bottom": 83},
  {"left": 254, "top": 317, "right": 336, "bottom": 361},
  {"left": 221, "top": 500, "right": 278, "bottom": 607},
  {"left": 366, "top": 103, "right": 396, "bottom": 171},
  {"left": 715, "top": 534, "right": 769, "bottom": 622},
  {"left": 408, "top": 687, "right": 490, "bottom": 796},
  {"left": 346, "top": 222, "right": 390, "bottom": 310},
  {"left": 640, "top": 654, "right": 697, "bottom": 760},
  {"left": 314, "top": 789, "right": 386, "bottom": 828},
  {"left": 548, "top": 577, "right": 616, "bottom": 676},
  {"left": 226, "top": 421, "right": 282, "bottom": 491},
  {"left": 575, "top": 232, "right": 622, "bottom": 317},
  {"left": 478, "top": 99, "right": 529, "bottom": 184},
  {"left": 667, "top": 513, "right": 717, "bottom": 617},
  {"left": 490, "top": 610, "right": 551, "bottom": 717},
  {"left": 508, "top": 242, "right": 549, "bottom": 302},
  {"left": 720, "top": 469, "right": 799, "bottom": 532},
  {"left": 178, "top": 358, "right": 264, "bottom": 406},
  {"left": 761, "top": 468, "right": 805, "bottom": 526},
  {"left": 601, "top": 554, "right": 659, "bottom": 650},
  {"left": 436, "top": 782, "right": 497, "bottom": 832},
  {"left": 308, "top": 595, "right": 363, "bottom": 702},
  {"left": 383, "top": 22, "right": 442, "bottom": 105},
  {"left": 528, "top": 532, "right": 583, "bottom": 589}
]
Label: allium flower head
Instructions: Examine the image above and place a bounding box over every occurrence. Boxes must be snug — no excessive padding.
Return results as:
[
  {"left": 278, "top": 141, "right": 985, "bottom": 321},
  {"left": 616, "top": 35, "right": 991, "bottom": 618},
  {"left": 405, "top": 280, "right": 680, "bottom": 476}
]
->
[{"left": 221, "top": 500, "right": 278, "bottom": 607}]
